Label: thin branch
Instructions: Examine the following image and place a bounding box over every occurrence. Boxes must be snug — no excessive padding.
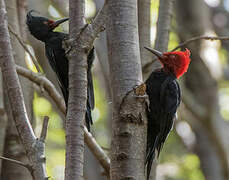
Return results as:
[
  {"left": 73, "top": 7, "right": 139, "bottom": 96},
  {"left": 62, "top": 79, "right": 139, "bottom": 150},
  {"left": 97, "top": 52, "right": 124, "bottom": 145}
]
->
[
  {"left": 16, "top": 65, "right": 66, "bottom": 114},
  {"left": 40, "top": 116, "right": 49, "bottom": 142},
  {"left": 15, "top": 65, "right": 110, "bottom": 174},
  {"left": 0, "top": 1, "right": 48, "bottom": 178},
  {"left": 84, "top": 127, "right": 110, "bottom": 175},
  {"left": 143, "top": 0, "right": 175, "bottom": 75},
  {"left": 8, "top": 25, "right": 42, "bottom": 73},
  {"left": 65, "top": 1, "right": 107, "bottom": 52},
  {"left": 0, "top": 156, "right": 30, "bottom": 169},
  {"left": 0, "top": 0, "right": 36, "bottom": 156},
  {"left": 143, "top": 35, "right": 229, "bottom": 71},
  {"left": 171, "top": 35, "right": 229, "bottom": 51},
  {"left": 155, "top": 0, "right": 175, "bottom": 52}
]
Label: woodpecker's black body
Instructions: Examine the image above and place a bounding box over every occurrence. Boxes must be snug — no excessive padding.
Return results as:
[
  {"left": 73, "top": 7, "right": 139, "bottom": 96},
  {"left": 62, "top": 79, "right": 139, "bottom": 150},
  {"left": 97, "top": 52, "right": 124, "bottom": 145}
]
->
[
  {"left": 144, "top": 47, "right": 191, "bottom": 180},
  {"left": 27, "top": 11, "right": 94, "bottom": 130},
  {"left": 145, "top": 70, "right": 181, "bottom": 180}
]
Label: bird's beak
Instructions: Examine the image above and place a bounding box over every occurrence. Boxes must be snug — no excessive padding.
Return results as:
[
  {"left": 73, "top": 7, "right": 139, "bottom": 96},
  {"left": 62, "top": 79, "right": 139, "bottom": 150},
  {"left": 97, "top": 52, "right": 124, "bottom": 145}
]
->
[
  {"left": 144, "top": 47, "right": 163, "bottom": 59},
  {"left": 52, "top": 18, "right": 69, "bottom": 28}
]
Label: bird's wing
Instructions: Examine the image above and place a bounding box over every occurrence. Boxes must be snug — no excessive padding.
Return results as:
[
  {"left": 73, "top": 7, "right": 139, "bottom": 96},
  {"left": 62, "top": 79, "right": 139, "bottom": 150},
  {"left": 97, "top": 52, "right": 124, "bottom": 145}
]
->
[
  {"left": 157, "top": 79, "right": 181, "bottom": 153},
  {"left": 146, "top": 78, "right": 180, "bottom": 180},
  {"left": 87, "top": 47, "right": 95, "bottom": 110},
  {"left": 85, "top": 47, "right": 95, "bottom": 131},
  {"left": 45, "top": 45, "right": 68, "bottom": 103}
]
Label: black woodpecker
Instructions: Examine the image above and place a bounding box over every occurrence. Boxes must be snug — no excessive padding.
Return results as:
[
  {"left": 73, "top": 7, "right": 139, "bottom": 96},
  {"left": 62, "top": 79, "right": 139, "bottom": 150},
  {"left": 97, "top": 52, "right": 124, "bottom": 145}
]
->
[{"left": 26, "top": 10, "right": 95, "bottom": 130}]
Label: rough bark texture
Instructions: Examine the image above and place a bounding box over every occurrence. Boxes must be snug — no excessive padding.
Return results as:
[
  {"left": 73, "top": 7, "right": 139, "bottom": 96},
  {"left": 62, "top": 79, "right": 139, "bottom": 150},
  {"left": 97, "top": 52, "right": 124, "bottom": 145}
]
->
[
  {"left": 0, "top": 0, "right": 35, "bottom": 166},
  {"left": 16, "top": 57, "right": 111, "bottom": 176},
  {"left": 0, "top": 0, "right": 48, "bottom": 179},
  {"left": 176, "top": 0, "right": 229, "bottom": 179},
  {"left": 1, "top": 0, "right": 34, "bottom": 179},
  {"left": 106, "top": 0, "right": 147, "bottom": 179},
  {"left": 65, "top": 1, "right": 87, "bottom": 179}
]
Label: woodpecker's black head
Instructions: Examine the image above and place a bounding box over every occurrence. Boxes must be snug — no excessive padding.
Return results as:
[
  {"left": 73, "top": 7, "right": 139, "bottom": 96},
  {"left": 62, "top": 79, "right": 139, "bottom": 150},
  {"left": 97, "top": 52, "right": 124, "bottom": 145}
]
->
[{"left": 26, "top": 10, "right": 69, "bottom": 42}]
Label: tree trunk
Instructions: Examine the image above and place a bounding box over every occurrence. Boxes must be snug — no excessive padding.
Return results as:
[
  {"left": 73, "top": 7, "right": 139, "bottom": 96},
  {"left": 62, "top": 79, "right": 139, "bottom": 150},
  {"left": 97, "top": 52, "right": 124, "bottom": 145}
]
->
[
  {"left": 1, "top": 0, "right": 33, "bottom": 179},
  {"left": 106, "top": 0, "right": 147, "bottom": 179},
  {"left": 65, "top": 0, "right": 87, "bottom": 179}
]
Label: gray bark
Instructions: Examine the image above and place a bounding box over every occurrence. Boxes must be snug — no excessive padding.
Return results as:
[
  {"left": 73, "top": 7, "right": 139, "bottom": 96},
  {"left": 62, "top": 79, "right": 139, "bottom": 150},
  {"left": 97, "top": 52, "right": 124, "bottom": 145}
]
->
[
  {"left": 1, "top": 0, "right": 33, "bottom": 179},
  {"left": 64, "top": 1, "right": 108, "bottom": 178},
  {"left": 16, "top": 63, "right": 111, "bottom": 176},
  {"left": 65, "top": 1, "right": 87, "bottom": 179},
  {"left": 0, "top": 0, "right": 48, "bottom": 179},
  {"left": 106, "top": 0, "right": 147, "bottom": 179}
]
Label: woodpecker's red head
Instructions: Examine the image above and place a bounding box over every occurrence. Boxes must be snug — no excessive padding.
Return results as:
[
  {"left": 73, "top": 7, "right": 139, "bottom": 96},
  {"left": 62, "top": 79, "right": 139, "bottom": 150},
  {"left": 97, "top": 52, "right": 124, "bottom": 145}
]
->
[
  {"left": 26, "top": 10, "right": 69, "bottom": 42},
  {"left": 145, "top": 47, "right": 191, "bottom": 79}
]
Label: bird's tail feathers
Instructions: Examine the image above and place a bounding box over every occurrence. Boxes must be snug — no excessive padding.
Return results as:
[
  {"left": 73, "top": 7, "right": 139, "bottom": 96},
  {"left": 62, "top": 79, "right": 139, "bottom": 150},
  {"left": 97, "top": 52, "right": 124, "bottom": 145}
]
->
[{"left": 146, "top": 135, "right": 159, "bottom": 180}]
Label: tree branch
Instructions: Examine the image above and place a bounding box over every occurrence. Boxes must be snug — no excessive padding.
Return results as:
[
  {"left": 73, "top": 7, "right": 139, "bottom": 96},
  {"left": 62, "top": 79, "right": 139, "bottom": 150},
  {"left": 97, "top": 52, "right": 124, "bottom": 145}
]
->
[
  {"left": 84, "top": 127, "right": 110, "bottom": 175},
  {"left": 16, "top": 63, "right": 110, "bottom": 175},
  {"left": 0, "top": 0, "right": 48, "bottom": 179},
  {"left": 171, "top": 35, "right": 229, "bottom": 51},
  {"left": 0, "top": 156, "right": 30, "bottom": 169},
  {"left": 40, "top": 116, "right": 49, "bottom": 142},
  {"left": 65, "top": 1, "right": 88, "bottom": 179},
  {"left": 143, "top": 0, "right": 175, "bottom": 75},
  {"left": 16, "top": 65, "right": 66, "bottom": 114},
  {"left": 8, "top": 25, "right": 41, "bottom": 73},
  {"left": 64, "top": 2, "right": 107, "bottom": 53},
  {"left": 64, "top": 1, "right": 108, "bottom": 179},
  {"left": 144, "top": 35, "right": 229, "bottom": 69}
]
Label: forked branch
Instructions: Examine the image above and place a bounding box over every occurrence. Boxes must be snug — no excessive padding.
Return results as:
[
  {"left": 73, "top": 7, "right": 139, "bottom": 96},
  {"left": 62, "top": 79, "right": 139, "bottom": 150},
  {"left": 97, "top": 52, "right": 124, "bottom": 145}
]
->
[{"left": 16, "top": 65, "right": 110, "bottom": 174}]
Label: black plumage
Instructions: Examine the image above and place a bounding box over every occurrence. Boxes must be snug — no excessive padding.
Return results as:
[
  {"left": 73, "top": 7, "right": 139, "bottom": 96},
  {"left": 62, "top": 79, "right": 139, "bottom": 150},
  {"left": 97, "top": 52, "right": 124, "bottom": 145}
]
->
[
  {"left": 145, "top": 70, "right": 181, "bottom": 180},
  {"left": 144, "top": 47, "right": 191, "bottom": 180},
  {"left": 26, "top": 11, "right": 94, "bottom": 130}
]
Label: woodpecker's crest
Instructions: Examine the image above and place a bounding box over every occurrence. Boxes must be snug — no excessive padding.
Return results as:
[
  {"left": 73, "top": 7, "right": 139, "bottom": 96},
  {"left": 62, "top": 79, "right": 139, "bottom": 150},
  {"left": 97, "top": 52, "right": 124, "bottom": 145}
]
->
[
  {"left": 145, "top": 47, "right": 191, "bottom": 79},
  {"left": 26, "top": 10, "right": 69, "bottom": 41}
]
